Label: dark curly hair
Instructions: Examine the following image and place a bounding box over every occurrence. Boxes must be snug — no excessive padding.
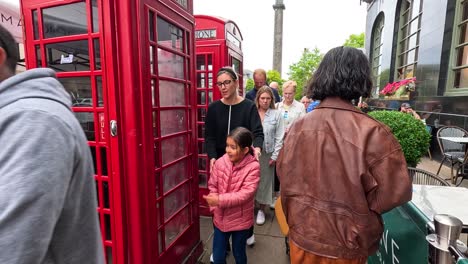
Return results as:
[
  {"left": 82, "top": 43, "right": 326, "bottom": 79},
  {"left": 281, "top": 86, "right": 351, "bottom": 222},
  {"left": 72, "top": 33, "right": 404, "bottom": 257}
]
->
[
  {"left": 228, "top": 127, "right": 254, "bottom": 156},
  {"left": 0, "top": 25, "right": 19, "bottom": 73},
  {"left": 307, "top": 46, "right": 372, "bottom": 101}
]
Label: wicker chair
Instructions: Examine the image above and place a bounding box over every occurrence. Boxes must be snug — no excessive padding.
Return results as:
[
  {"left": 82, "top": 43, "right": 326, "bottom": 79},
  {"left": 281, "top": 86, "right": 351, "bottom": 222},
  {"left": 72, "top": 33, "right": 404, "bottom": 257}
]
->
[
  {"left": 436, "top": 126, "right": 468, "bottom": 182},
  {"left": 408, "top": 167, "right": 450, "bottom": 186},
  {"left": 455, "top": 155, "right": 468, "bottom": 186}
]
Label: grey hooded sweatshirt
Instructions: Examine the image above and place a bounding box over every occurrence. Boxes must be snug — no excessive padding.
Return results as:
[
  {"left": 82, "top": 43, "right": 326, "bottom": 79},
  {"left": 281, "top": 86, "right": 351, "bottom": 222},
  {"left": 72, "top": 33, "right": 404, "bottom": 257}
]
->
[{"left": 0, "top": 68, "right": 104, "bottom": 264}]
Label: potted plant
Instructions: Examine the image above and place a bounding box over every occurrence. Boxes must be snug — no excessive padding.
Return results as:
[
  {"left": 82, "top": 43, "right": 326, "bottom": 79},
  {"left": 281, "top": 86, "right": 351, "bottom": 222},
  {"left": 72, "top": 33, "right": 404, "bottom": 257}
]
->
[
  {"left": 368, "top": 110, "right": 431, "bottom": 167},
  {"left": 380, "top": 77, "right": 416, "bottom": 99}
]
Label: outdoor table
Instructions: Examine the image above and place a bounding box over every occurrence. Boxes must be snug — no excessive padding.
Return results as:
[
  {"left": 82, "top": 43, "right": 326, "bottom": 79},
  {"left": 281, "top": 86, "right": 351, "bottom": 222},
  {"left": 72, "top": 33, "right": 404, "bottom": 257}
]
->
[
  {"left": 439, "top": 137, "right": 468, "bottom": 144},
  {"left": 412, "top": 185, "right": 468, "bottom": 231},
  {"left": 368, "top": 185, "right": 468, "bottom": 264}
]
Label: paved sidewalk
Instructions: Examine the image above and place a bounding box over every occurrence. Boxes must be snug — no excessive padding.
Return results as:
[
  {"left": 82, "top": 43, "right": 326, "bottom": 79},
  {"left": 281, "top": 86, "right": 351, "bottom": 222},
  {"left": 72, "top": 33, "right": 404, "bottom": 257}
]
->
[
  {"left": 197, "top": 157, "right": 468, "bottom": 263},
  {"left": 198, "top": 207, "right": 290, "bottom": 264},
  {"left": 417, "top": 157, "right": 468, "bottom": 188}
]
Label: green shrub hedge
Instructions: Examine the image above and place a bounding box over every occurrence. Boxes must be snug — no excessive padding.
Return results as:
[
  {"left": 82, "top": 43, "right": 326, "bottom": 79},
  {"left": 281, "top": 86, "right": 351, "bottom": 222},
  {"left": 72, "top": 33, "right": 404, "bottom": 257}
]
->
[{"left": 368, "top": 110, "right": 431, "bottom": 167}]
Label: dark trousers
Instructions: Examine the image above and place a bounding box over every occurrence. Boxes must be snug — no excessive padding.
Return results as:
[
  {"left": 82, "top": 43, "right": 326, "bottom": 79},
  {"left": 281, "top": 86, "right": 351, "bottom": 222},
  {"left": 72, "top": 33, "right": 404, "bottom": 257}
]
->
[
  {"left": 274, "top": 165, "right": 280, "bottom": 192},
  {"left": 247, "top": 225, "right": 254, "bottom": 238},
  {"left": 213, "top": 225, "right": 249, "bottom": 264}
]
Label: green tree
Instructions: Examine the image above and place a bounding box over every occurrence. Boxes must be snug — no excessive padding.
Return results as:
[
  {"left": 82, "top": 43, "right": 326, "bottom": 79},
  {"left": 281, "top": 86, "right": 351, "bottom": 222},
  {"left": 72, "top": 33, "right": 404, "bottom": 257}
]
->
[
  {"left": 287, "top": 47, "right": 323, "bottom": 99},
  {"left": 343, "top": 33, "right": 365, "bottom": 48},
  {"left": 266, "top": 70, "right": 284, "bottom": 87},
  {"left": 245, "top": 78, "right": 254, "bottom": 92}
]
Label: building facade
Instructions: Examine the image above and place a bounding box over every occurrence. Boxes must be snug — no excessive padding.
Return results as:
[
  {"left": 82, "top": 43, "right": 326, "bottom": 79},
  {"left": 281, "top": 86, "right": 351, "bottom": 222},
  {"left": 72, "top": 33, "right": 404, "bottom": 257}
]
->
[{"left": 365, "top": 0, "right": 468, "bottom": 130}]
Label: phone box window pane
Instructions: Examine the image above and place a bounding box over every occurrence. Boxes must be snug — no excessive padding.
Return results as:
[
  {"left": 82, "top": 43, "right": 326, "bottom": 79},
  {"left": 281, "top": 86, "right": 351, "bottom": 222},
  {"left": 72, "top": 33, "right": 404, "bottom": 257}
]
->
[
  {"left": 161, "top": 135, "right": 186, "bottom": 165},
  {"left": 149, "top": 11, "right": 155, "bottom": 41},
  {"left": 160, "top": 110, "right": 186, "bottom": 136},
  {"left": 157, "top": 17, "right": 183, "bottom": 51},
  {"left": 35, "top": 45, "right": 42, "bottom": 67},
  {"left": 165, "top": 207, "right": 190, "bottom": 247},
  {"left": 103, "top": 181, "right": 110, "bottom": 209},
  {"left": 59, "top": 77, "right": 92, "bottom": 106},
  {"left": 199, "top": 173, "right": 207, "bottom": 187},
  {"left": 162, "top": 160, "right": 188, "bottom": 194},
  {"left": 91, "top": 0, "right": 99, "bottom": 33},
  {"left": 164, "top": 183, "right": 189, "bottom": 222},
  {"left": 158, "top": 49, "right": 184, "bottom": 79},
  {"left": 75, "top": 112, "right": 95, "bottom": 141},
  {"left": 94, "top": 39, "right": 101, "bottom": 70},
  {"left": 33, "top": 10, "right": 39, "bottom": 39},
  {"left": 197, "top": 73, "right": 205, "bottom": 88},
  {"left": 42, "top": 2, "right": 88, "bottom": 38},
  {"left": 46, "top": 40, "right": 90, "bottom": 71},
  {"left": 96, "top": 76, "right": 103, "bottom": 106},
  {"left": 159, "top": 80, "right": 185, "bottom": 106}
]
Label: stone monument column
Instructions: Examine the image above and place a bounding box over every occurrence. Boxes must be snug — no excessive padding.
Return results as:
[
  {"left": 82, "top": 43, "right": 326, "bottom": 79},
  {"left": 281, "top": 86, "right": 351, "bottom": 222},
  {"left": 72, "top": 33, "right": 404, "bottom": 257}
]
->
[{"left": 273, "top": 0, "right": 285, "bottom": 76}]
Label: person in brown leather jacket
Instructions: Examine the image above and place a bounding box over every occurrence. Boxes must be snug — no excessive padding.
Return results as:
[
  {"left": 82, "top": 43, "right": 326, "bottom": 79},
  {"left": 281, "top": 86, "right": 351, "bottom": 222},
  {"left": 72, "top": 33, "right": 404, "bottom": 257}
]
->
[{"left": 277, "top": 46, "right": 412, "bottom": 264}]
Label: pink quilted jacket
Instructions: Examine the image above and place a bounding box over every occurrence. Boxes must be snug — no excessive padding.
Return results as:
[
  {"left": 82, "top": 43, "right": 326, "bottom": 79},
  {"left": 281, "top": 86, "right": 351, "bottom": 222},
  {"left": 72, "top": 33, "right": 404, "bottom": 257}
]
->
[{"left": 208, "top": 153, "right": 260, "bottom": 232}]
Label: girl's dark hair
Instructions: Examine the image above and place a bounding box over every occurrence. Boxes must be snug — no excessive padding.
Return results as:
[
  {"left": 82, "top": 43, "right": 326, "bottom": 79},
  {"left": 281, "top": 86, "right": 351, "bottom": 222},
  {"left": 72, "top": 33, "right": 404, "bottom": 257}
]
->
[
  {"left": 307, "top": 46, "right": 372, "bottom": 101},
  {"left": 217, "top": 66, "right": 238, "bottom": 80},
  {"left": 0, "top": 25, "right": 19, "bottom": 73},
  {"left": 228, "top": 127, "right": 254, "bottom": 155}
]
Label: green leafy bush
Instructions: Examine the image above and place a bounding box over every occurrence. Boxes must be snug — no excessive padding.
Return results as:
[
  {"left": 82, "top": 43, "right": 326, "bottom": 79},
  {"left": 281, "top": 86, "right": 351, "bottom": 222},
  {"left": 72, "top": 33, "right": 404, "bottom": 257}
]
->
[{"left": 368, "top": 110, "right": 431, "bottom": 167}]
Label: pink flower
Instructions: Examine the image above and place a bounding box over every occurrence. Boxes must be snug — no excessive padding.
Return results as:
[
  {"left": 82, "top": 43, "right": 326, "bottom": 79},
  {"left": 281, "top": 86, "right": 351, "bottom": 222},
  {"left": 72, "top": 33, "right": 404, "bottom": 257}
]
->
[{"left": 380, "top": 78, "right": 417, "bottom": 95}]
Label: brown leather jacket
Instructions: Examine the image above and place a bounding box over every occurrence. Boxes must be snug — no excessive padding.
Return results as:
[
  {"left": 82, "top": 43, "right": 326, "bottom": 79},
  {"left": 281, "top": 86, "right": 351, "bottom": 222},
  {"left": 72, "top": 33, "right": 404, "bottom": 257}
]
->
[{"left": 277, "top": 97, "right": 412, "bottom": 260}]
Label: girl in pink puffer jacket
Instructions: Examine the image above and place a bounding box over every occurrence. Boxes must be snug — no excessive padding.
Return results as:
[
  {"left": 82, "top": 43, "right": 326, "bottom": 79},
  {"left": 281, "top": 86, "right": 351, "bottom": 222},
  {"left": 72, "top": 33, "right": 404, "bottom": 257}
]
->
[{"left": 203, "top": 127, "right": 260, "bottom": 264}]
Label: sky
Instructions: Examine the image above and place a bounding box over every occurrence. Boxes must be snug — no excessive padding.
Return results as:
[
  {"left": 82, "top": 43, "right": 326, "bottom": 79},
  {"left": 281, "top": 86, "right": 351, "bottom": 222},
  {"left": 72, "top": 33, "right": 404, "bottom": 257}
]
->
[
  {"left": 0, "top": 0, "right": 368, "bottom": 78},
  {"left": 194, "top": 0, "right": 368, "bottom": 78}
]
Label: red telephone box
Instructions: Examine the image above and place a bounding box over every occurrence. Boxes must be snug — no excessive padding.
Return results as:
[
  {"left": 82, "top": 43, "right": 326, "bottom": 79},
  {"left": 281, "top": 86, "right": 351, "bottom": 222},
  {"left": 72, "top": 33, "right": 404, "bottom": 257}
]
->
[
  {"left": 20, "top": 0, "right": 201, "bottom": 263},
  {"left": 194, "top": 15, "right": 244, "bottom": 215}
]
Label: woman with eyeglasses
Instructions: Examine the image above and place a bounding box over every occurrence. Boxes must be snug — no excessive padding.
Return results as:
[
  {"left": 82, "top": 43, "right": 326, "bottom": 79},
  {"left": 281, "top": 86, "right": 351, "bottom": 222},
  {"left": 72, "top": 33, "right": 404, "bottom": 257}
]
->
[
  {"left": 205, "top": 67, "right": 264, "bottom": 169},
  {"left": 204, "top": 67, "right": 264, "bottom": 261}
]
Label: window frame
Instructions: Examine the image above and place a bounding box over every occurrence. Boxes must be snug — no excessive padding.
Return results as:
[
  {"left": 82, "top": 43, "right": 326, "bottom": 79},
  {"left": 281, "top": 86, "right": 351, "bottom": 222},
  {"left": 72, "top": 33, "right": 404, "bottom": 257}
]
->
[
  {"left": 446, "top": 0, "right": 468, "bottom": 95},
  {"left": 394, "top": 0, "right": 423, "bottom": 81},
  {"left": 371, "top": 13, "right": 385, "bottom": 97}
]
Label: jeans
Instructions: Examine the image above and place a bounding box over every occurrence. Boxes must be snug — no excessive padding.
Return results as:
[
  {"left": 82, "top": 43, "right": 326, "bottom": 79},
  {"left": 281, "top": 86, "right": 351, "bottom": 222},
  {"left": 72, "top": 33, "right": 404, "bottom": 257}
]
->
[{"left": 212, "top": 225, "right": 249, "bottom": 264}]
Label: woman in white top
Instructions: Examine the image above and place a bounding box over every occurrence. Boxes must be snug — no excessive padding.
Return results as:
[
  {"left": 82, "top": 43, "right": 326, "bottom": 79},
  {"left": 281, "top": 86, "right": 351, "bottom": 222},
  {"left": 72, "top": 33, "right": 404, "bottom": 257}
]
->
[
  {"left": 255, "top": 86, "right": 284, "bottom": 226},
  {"left": 276, "top": 80, "right": 306, "bottom": 133},
  {"left": 272, "top": 81, "right": 306, "bottom": 207}
]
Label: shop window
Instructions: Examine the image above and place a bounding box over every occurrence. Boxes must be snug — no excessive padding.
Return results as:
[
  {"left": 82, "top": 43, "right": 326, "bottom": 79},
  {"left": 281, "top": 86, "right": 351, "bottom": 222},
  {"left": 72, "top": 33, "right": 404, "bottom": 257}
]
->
[
  {"left": 446, "top": 0, "right": 468, "bottom": 95},
  {"left": 394, "top": 0, "right": 422, "bottom": 80}
]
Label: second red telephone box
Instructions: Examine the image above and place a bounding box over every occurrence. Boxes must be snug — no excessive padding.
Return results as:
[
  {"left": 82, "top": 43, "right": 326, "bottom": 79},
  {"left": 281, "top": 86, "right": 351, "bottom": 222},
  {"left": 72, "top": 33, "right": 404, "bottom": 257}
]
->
[{"left": 194, "top": 15, "right": 244, "bottom": 215}]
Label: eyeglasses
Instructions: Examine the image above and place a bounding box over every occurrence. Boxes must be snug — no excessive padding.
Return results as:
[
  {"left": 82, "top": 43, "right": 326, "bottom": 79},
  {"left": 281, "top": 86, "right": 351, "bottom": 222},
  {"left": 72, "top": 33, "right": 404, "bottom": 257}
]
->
[{"left": 216, "top": 79, "right": 233, "bottom": 87}]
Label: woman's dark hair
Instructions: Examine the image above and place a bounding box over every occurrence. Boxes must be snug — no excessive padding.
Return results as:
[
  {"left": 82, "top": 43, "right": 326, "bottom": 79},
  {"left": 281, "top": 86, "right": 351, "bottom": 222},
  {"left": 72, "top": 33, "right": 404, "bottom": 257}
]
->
[
  {"left": 0, "top": 25, "right": 19, "bottom": 73},
  {"left": 228, "top": 127, "right": 254, "bottom": 155},
  {"left": 217, "top": 66, "right": 238, "bottom": 80},
  {"left": 307, "top": 46, "right": 372, "bottom": 101}
]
